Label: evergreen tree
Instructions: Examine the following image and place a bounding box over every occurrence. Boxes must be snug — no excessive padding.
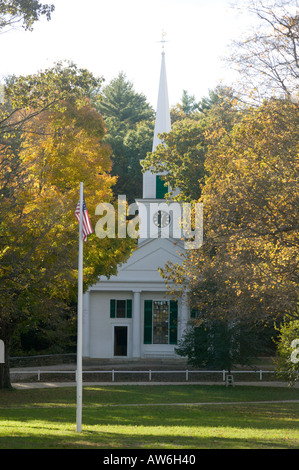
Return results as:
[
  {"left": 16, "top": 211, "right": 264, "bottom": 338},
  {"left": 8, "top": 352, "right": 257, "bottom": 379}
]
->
[
  {"left": 181, "top": 90, "right": 198, "bottom": 115},
  {"left": 95, "top": 73, "right": 154, "bottom": 202},
  {"left": 176, "top": 318, "right": 270, "bottom": 372},
  {"left": 98, "top": 72, "right": 153, "bottom": 126}
]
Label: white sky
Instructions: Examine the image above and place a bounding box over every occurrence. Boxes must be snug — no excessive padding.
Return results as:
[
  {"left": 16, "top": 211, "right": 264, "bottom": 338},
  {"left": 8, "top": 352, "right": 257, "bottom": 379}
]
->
[{"left": 0, "top": 0, "right": 256, "bottom": 108}]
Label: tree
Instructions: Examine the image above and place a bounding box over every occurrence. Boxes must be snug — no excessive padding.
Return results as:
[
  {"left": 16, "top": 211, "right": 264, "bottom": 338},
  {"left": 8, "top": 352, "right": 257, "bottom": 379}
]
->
[
  {"left": 121, "top": 120, "right": 155, "bottom": 201},
  {"left": 176, "top": 317, "right": 268, "bottom": 372},
  {"left": 0, "top": 0, "right": 56, "bottom": 151},
  {"left": 181, "top": 90, "right": 198, "bottom": 115},
  {"left": 0, "top": 65, "right": 133, "bottom": 389},
  {"left": 197, "top": 87, "right": 232, "bottom": 113},
  {"left": 1, "top": 61, "right": 103, "bottom": 141},
  {"left": 97, "top": 72, "right": 153, "bottom": 126},
  {"left": 228, "top": 0, "right": 299, "bottom": 101},
  {"left": 95, "top": 72, "right": 154, "bottom": 202},
  {"left": 0, "top": 0, "right": 54, "bottom": 32},
  {"left": 161, "top": 98, "right": 298, "bottom": 330},
  {"left": 203, "top": 98, "right": 298, "bottom": 318},
  {"left": 274, "top": 317, "right": 299, "bottom": 386},
  {"left": 142, "top": 86, "right": 239, "bottom": 201}
]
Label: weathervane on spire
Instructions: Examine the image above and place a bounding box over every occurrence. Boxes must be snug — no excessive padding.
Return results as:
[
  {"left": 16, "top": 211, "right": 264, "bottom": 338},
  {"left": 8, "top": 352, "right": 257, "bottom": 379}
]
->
[{"left": 157, "top": 30, "right": 169, "bottom": 53}]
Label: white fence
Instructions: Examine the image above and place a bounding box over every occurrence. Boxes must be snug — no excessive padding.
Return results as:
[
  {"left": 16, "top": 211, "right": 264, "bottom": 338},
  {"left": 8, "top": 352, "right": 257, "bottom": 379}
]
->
[{"left": 10, "top": 368, "right": 277, "bottom": 382}]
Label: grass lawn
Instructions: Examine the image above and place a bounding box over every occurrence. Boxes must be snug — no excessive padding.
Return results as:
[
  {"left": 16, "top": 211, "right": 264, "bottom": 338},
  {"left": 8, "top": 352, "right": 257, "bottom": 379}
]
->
[{"left": 0, "top": 384, "right": 298, "bottom": 449}]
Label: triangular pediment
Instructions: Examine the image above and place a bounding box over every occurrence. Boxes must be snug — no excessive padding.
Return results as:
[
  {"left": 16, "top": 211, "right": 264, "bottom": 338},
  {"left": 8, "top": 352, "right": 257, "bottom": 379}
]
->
[
  {"left": 119, "top": 238, "right": 185, "bottom": 272},
  {"left": 92, "top": 238, "right": 186, "bottom": 287}
]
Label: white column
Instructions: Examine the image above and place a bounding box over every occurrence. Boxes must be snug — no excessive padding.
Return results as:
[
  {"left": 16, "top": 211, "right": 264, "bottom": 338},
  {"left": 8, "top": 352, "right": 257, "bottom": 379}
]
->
[
  {"left": 180, "top": 292, "right": 189, "bottom": 339},
  {"left": 132, "top": 290, "right": 142, "bottom": 358}
]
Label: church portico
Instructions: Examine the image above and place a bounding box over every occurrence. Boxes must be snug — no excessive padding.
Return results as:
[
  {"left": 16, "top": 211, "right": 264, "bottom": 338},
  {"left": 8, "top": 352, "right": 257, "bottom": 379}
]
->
[{"left": 83, "top": 285, "right": 185, "bottom": 360}]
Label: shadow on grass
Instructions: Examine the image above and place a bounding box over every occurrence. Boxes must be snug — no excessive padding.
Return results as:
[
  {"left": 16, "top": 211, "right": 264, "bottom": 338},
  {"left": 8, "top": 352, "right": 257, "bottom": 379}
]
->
[
  {"left": 0, "top": 402, "right": 298, "bottom": 449},
  {"left": 2, "top": 384, "right": 299, "bottom": 407},
  {"left": 1, "top": 430, "right": 294, "bottom": 450}
]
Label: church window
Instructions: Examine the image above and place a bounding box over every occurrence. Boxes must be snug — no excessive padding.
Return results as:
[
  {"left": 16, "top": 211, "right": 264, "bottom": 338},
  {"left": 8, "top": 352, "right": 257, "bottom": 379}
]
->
[
  {"left": 156, "top": 175, "right": 168, "bottom": 199},
  {"left": 190, "top": 307, "right": 200, "bottom": 319},
  {"left": 143, "top": 300, "right": 178, "bottom": 345},
  {"left": 110, "top": 299, "right": 132, "bottom": 318},
  {"left": 153, "top": 301, "right": 169, "bottom": 344},
  {"left": 144, "top": 300, "right": 153, "bottom": 344},
  {"left": 169, "top": 300, "right": 178, "bottom": 344}
]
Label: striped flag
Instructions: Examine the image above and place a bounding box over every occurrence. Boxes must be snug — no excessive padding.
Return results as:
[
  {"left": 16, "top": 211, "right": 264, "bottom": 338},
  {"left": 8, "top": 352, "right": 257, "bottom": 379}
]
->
[{"left": 75, "top": 195, "right": 93, "bottom": 241}]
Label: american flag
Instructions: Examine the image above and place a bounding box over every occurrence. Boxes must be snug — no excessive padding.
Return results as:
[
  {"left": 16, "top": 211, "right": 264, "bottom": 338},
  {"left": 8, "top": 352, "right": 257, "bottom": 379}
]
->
[{"left": 75, "top": 196, "right": 93, "bottom": 241}]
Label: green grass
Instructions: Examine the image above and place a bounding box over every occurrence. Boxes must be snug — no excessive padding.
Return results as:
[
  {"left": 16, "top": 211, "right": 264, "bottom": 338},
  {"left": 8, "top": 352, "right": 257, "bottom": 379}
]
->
[{"left": 0, "top": 385, "right": 298, "bottom": 449}]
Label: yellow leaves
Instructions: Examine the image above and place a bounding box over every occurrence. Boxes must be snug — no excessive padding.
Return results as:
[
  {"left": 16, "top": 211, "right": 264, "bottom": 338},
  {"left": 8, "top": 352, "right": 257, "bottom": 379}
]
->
[{"left": 19, "top": 101, "right": 113, "bottom": 205}]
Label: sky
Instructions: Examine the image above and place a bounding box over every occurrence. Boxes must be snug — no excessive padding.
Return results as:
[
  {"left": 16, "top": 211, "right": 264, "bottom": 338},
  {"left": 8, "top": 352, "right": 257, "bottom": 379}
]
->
[{"left": 0, "top": 0, "right": 256, "bottom": 109}]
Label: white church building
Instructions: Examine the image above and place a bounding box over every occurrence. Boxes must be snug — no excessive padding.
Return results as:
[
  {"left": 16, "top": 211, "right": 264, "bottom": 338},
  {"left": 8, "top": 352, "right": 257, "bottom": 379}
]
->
[{"left": 82, "top": 48, "right": 191, "bottom": 360}]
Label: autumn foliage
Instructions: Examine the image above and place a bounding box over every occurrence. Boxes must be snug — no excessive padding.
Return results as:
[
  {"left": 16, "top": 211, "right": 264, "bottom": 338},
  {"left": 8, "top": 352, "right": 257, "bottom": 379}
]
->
[{"left": 0, "top": 64, "right": 133, "bottom": 388}]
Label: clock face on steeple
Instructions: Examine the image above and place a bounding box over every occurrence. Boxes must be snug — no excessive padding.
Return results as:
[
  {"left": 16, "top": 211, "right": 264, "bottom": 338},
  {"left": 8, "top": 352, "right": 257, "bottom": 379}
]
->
[{"left": 153, "top": 210, "right": 171, "bottom": 228}]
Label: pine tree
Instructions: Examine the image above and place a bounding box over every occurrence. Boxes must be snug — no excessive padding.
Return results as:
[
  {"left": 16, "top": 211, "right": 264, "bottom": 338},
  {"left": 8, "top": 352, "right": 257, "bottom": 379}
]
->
[{"left": 95, "top": 73, "right": 154, "bottom": 202}]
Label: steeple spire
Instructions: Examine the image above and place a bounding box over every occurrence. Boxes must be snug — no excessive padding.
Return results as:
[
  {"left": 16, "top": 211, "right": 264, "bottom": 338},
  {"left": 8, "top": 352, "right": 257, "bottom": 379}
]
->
[
  {"left": 142, "top": 35, "right": 171, "bottom": 198},
  {"left": 152, "top": 42, "right": 171, "bottom": 151}
]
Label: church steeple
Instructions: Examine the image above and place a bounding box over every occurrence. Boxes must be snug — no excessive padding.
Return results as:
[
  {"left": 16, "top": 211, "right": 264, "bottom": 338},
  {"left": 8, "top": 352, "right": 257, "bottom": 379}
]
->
[
  {"left": 143, "top": 38, "right": 171, "bottom": 199},
  {"left": 152, "top": 49, "right": 171, "bottom": 152}
]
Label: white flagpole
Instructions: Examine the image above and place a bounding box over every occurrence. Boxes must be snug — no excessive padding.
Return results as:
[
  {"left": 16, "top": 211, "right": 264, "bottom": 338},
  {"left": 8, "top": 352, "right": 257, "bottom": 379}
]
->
[{"left": 76, "top": 182, "right": 84, "bottom": 432}]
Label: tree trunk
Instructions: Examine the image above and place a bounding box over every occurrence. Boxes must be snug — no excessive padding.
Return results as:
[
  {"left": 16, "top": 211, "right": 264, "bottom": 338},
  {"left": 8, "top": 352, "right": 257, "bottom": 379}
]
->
[{"left": 0, "top": 338, "right": 12, "bottom": 390}]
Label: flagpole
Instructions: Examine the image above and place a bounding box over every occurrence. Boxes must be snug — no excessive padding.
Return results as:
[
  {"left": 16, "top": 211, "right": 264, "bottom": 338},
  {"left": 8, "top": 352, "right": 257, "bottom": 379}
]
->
[{"left": 76, "top": 182, "right": 84, "bottom": 433}]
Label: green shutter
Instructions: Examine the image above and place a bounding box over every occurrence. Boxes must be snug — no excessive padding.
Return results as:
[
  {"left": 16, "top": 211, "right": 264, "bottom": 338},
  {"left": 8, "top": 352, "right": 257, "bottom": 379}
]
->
[
  {"left": 126, "top": 299, "right": 132, "bottom": 318},
  {"left": 144, "top": 300, "right": 153, "bottom": 344},
  {"left": 169, "top": 300, "right": 178, "bottom": 344},
  {"left": 110, "top": 299, "right": 116, "bottom": 318},
  {"left": 156, "top": 175, "right": 168, "bottom": 199}
]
